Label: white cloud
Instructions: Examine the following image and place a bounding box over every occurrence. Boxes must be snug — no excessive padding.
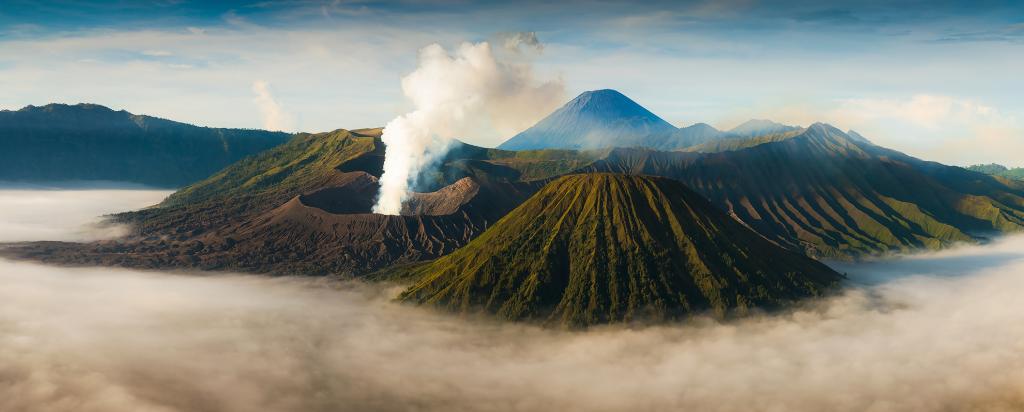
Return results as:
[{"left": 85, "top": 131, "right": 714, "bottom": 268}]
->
[
  {"left": 831, "top": 94, "right": 997, "bottom": 129},
  {"left": 251, "top": 80, "right": 295, "bottom": 132},
  {"left": 141, "top": 50, "right": 173, "bottom": 57},
  {"left": 0, "top": 188, "right": 171, "bottom": 242},
  {"left": 3, "top": 220, "right": 1024, "bottom": 411},
  {"left": 825, "top": 95, "right": 1022, "bottom": 166}
]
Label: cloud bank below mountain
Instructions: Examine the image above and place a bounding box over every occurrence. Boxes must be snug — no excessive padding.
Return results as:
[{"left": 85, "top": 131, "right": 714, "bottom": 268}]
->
[{"left": 2, "top": 222, "right": 1024, "bottom": 411}]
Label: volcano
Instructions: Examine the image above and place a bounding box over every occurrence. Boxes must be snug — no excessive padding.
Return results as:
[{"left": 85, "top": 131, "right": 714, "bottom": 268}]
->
[
  {"left": 396, "top": 173, "right": 842, "bottom": 328},
  {"left": 498, "top": 89, "right": 677, "bottom": 150}
]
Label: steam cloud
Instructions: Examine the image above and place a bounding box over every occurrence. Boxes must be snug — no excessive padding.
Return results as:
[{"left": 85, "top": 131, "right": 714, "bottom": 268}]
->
[
  {"left": 252, "top": 80, "right": 296, "bottom": 132},
  {"left": 372, "top": 40, "right": 564, "bottom": 215}
]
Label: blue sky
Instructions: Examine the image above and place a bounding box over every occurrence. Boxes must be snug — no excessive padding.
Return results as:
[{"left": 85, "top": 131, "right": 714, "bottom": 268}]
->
[{"left": 2, "top": 0, "right": 1023, "bottom": 165}]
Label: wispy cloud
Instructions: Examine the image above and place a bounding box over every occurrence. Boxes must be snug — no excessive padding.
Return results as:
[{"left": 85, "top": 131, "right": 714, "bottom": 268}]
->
[
  {"left": 832, "top": 94, "right": 996, "bottom": 129},
  {"left": 0, "top": 0, "right": 1022, "bottom": 163},
  {"left": 251, "top": 80, "right": 295, "bottom": 132},
  {"left": 826, "top": 95, "right": 1023, "bottom": 166},
  {"left": 932, "top": 22, "right": 1024, "bottom": 44},
  {"left": 140, "top": 50, "right": 172, "bottom": 57},
  {"left": 793, "top": 8, "right": 860, "bottom": 24},
  {"left": 0, "top": 25, "right": 449, "bottom": 131}
]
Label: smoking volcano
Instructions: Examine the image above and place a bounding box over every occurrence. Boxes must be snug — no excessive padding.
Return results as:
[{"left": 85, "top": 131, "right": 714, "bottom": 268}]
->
[{"left": 372, "top": 40, "right": 563, "bottom": 215}]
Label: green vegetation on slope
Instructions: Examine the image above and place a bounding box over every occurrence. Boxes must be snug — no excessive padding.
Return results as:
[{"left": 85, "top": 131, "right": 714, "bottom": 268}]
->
[
  {"left": 585, "top": 124, "right": 1024, "bottom": 258},
  {"left": 120, "top": 128, "right": 601, "bottom": 240},
  {"left": 162, "top": 128, "right": 382, "bottom": 207},
  {"left": 118, "top": 128, "right": 383, "bottom": 236},
  {"left": 968, "top": 164, "right": 1024, "bottom": 181},
  {"left": 394, "top": 174, "right": 842, "bottom": 328}
]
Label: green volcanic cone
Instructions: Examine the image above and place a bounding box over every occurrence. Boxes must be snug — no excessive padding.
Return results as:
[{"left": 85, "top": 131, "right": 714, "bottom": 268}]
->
[{"left": 396, "top": 173, "right": 842, "bottom": 328}]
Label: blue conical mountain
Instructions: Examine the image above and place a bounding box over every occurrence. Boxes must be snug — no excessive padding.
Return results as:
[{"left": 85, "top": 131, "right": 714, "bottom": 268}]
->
[{"left": 498, "top": 89, "right": 678, "bottom": 150}]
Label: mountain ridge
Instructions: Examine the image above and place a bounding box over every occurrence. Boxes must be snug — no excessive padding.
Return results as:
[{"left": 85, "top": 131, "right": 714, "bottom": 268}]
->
[
  {"left": 968, "top": 163, "right": 1024, "bottom": 181},
  {"left": 726, "top": 119, "right": 799, "bottom": 137},
  {"left": 6, "top": 120, "right": 1024, "bottom": 274},
  {"left": 5, "top": 95, "right": 1024, "bottom": 276},
  {"left": 499, "top": 89, "right": 806, "bottom": 151},
  {"left": 583, "top": 123, "right": 1024, "bottom": 258},
  {"left": 0, "top": 103, "right": 290, "bottom": 187}
]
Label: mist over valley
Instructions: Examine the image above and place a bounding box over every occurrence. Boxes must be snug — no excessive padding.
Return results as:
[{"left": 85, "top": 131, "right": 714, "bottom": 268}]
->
[{"left": 2, "top": 190, "right": 1024, "bottom": 411}]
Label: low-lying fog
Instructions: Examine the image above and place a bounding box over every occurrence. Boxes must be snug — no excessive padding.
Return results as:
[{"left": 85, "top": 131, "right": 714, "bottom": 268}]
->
[
  {"left": 0, "top": 186, "right": 171, "bottom": 242},
  {"left": 2, "top": 189, "right": 1024, "bottom": 411}
]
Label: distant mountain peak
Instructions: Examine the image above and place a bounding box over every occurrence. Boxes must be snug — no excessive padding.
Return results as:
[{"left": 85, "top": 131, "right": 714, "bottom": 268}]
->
[
  {"left": 682, "top": 122, "right": 720, "bottom": 132},
  {"left": 728, "top": 119, "right": 799, "bottom": 137},
  {"left": 576, "top": 88, "right": 625, "bottom": 99},
  {"left": 807, "top": 122, "right": 867, "bottom": 141},
  {"left": 497, "top": 89, "right": 676, "bottom": 151},
  {"left": 845, "top": 129, "right": 872, "bottom": 144},
  {"left": 557, "top": 89, "right": 671, "bottom": 124},
  {"left": 18, "top": 103, "right": 117, "bottom": 112},
  {"left": 572, "top": 89, "right": 632, "bottom": 103},
  {"left": 966, "top": 163, "right": 1024, "bottom": 181},
  {"left": 682, "top": 122, "right": 873, "bottom": 154},
  {"left": 806, "top": 121, "right": 830, "bottom": 131},
  {"left": 736, "top": 118, "right": 791, "bottom": 127}
]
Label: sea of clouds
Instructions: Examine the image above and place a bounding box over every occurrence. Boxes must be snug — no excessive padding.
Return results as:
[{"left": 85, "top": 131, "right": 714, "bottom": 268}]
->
[
  {"left": 2, "top": 189, "right": 1024, "bottom": 411},
  {"left": 0, "top": 186, "right": 171, "bottom": 242}
]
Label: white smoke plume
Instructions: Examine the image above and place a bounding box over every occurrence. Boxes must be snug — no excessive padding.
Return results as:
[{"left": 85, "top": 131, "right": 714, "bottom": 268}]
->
[
  {"left": 373, "top": 41, "right": 564, "bottom": 215},
  {"left": 251, "top": 80, "right": 296, "bottom": 132}
]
